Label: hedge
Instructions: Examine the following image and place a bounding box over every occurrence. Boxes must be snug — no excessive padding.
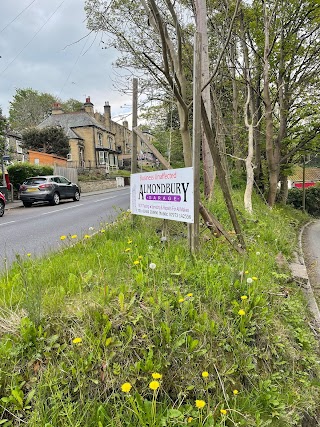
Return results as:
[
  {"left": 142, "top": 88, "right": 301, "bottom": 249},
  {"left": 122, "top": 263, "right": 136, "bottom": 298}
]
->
[
  {"left": 5, "top": 163, "right": 53, "bottom": 190},
  {"left": 287, "top": 186, "right": 320, "bottom": 217}
]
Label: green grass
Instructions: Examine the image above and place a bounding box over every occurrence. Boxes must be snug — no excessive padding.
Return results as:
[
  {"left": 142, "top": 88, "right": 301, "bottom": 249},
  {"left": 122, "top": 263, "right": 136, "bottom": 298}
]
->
[{"left": 0, "top": 190, "right": 319, "bottom": 426}]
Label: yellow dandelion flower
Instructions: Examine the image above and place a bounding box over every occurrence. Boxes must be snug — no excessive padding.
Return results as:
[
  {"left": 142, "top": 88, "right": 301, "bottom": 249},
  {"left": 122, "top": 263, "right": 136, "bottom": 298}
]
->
[
  {"left": 121, "top": 382, "right": 132, "bottom": 393},
  {"left": 220, "top": 409, "right": 227, "bottom": 415},
  {"left": 178, "top": 298, "right": 185, "bottom": 303},
  {"left": 60, "top": 235, "right": 67, "bottom": 240},
  {"left": 187, "top": 417, "right": 193, "bottom": 423},
  {"left": 149, "top": 381, "right": 160, "bottom": 391},
  {"left": 84, "top": 234, "right": 91, "bottom": 239},
  {"left": 195, "top": 400, "right": 206, "bottom": 409},
  {"left": 187, "top": 293, "right": 193, "bottom": 297},
  {"left": 241, "top": 295, "right": 248, "bottom": 300},
  {"left": 233, "top": 389, "right": 239, "bottom": 395},
  {"left": 100, "top": 229, "right": 106, "bottom": 233},
  {"left": 238, "top": 309, "right": 246, "bottom": 316},
  {"left": 202, "top": 371, "right": 209, "bottom": 378},
  {"left": 127, "top": 239, "right": 132, "bottom": 244},
  {"left": 72, "top": 337, "right": 82, "bottom": 344},
  {"left": 125, "top": 248, "right": 131, "bottom": 252},
  {"left": 133, "top": 260, "right": 140, "bottom": 265},
  {"left": 71, "top": 234, "right": 77, "bottom": 239},
  {"left": 252, "top": 276, "right": 258, "bottom": 280},
  {"left": 27, "top": 253, "right": 31, "bottom": 257},
  {"left": 152, "top": 372, "right": 162, "bottom": 380},
  {"left": 138, "top": 255, "right": 143, "bottom": 260},
  {"left": 245, "top": 270, "right": 249, "bottom": 274}
]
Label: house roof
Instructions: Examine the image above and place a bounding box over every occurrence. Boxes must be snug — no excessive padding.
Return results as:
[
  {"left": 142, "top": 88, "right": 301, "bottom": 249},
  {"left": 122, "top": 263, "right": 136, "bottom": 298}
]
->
[
  {"left": 289, "top": 166, "right": 320, "bottom": 182},
  {"left": 37, "top": 111, "right": 107, "bottom": 137}
]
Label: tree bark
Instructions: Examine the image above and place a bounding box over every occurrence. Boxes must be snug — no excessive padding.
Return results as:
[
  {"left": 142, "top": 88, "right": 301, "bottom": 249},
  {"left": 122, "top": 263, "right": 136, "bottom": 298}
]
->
[
  {"left": 194, "top": 0, "right": 214, "bottom": 198},
  {"left": 263, "top": 2, "right": 280, "bottom": 207},
  {"left": 201, "top": 97, "right": 246, "bottom": 249}
]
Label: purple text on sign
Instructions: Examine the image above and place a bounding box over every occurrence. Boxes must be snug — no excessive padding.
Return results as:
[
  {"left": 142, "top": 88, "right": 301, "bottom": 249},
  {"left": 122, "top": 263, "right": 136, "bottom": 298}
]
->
[{"left": 146, "top": 194, "right": 181, "bottom": 202}]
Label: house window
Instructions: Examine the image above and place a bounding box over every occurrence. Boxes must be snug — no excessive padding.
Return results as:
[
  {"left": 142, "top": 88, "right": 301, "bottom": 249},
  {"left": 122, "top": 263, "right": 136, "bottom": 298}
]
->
[
  {"left": 98, "top": 133, "right": 103, "bottom": 147},
  {"left": 34, "top": 158, "right": 39, "bottom": 165},
  {"left": 108, "top": 136, "right": 113, "bottom": 149},
  {"left": 16, "top": 140, "right": 23, "bottom": 154},
  {"left": 67, "top": 153, "right": 72, "bottom": 161},
  {"left": 98, "top": 151, "right": 105, "bottom": 165}
]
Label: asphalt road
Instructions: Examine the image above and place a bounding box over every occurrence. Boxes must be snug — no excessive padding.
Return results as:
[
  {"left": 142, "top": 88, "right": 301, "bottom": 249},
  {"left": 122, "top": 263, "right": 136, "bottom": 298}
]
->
[
  {"left": 302, "top": 220, "right": 320, "bottom": 293},
  {"left": 0, "top": 188, "right": 130, "bottom": 271}
]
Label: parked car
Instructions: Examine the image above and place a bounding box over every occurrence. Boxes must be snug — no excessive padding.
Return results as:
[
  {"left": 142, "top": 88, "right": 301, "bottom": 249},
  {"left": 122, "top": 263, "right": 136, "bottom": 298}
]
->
[
  {"left": 0, "top": 192, "right": 5, "bottom": 216},
  {"left": 19, "top": 175, "right": 80, "bottom": 207}
]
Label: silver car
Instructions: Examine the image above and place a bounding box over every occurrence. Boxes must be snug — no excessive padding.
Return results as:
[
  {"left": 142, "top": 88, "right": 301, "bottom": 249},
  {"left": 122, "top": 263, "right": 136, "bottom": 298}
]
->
[{"left": 19, "top": 175, "right": 80, "bottom": 207}]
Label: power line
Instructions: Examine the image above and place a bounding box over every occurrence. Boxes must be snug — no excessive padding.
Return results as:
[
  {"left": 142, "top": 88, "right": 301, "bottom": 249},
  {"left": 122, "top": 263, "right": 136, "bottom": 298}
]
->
[
  {"left": 58, "top": 33, "right": 92, "bottom": 97},
  {"left": 0, "top": 0, "right": 38, "bottom": 34},
  {"left": 0, "top": 0, "right": 66, "bottom": 76}
]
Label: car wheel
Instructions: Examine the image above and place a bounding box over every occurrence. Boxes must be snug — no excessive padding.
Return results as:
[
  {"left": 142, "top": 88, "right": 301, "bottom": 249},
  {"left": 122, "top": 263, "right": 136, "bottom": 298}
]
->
[
  {"left": 73, "top": 190, "right": 80, "bottom": 201},
  {"left": 0, "top": 201, "right": 4, "bottom": 217},
  {"left": 23, "top": 201, "right": 33, "bottom": 208},
  {"left": 50, "top": 192, "right": 60, "bottom": 205}
]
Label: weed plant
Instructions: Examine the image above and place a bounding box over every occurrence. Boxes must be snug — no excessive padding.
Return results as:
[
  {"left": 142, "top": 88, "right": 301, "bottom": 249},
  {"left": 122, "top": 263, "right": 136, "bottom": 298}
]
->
[{"left": 0, "top": 190, "right": 319, "bottom": 426}]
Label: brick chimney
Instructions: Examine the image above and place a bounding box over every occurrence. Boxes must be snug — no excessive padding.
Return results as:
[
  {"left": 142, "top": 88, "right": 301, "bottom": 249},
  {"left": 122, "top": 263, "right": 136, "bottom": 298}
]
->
[
  {"left": 104, "top": 101, "right": 111, "bottom": 130},
  {"left": 83, "top": 96, "right": 94, "bottom": 115},
  {"left": 52, "top": 102, "right": 64, "bottom": 115}
]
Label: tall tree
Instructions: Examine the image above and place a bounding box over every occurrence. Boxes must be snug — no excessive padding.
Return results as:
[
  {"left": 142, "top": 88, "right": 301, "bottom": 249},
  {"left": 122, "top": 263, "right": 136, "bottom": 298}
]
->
[
  {"left": 9, "top": 89, "right": 56, "bottom": 132},
  {"left": 21, "top": 127, "right": 69, "bottom": 158},
  {"left": 9, "top": 88, "right": 83, "bottom": 131}
]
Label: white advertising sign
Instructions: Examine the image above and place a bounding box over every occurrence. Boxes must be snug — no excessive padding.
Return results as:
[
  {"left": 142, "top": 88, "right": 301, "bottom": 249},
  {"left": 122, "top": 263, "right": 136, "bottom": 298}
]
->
[{"left": 130, "top": 167, "right": 194, "bottom": 223}]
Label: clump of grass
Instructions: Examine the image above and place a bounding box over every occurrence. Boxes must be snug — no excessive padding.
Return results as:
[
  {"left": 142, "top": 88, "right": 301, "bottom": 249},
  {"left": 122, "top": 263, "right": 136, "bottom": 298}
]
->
[{"left": 0, "top": 195, "right": 319, "bottom": 426}]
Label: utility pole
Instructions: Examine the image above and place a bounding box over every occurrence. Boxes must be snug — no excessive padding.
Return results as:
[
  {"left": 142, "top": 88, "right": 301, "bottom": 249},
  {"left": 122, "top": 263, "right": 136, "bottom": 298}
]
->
[
  {"left": 131, "top": 78, "right": 138, "bottom": 174},
  {"left": 191, "top": 32, "right": 202, "bottom": 253},
  {"left": 302, "top": 154, "right": 306, "bottom": 212}
]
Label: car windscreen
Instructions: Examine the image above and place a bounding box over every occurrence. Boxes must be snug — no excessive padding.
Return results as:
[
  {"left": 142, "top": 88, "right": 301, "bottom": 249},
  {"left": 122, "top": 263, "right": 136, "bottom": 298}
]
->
[{"left": 24, "top": 178, "right": 47, "bottom": 185}]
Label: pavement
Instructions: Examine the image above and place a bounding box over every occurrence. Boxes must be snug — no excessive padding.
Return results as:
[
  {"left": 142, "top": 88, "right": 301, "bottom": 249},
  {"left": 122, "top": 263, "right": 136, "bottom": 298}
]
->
[{"left": 4, "top": 185, "right": 129, "bottom": 210}]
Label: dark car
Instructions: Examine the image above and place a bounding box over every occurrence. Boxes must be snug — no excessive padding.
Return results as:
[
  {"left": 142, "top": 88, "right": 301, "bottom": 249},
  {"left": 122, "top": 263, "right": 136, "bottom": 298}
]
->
[
  {"left": 19, "top": 175, "right": 80, "bottom": 207},
  {"left": 0, "top": 192, "right": 5, "bottom": 216}
]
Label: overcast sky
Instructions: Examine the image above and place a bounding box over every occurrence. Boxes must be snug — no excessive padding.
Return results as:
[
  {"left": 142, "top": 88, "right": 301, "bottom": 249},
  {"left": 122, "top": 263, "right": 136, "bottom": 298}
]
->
[{"left": 0, "top": 0, "right": 133, "bottom": 123}]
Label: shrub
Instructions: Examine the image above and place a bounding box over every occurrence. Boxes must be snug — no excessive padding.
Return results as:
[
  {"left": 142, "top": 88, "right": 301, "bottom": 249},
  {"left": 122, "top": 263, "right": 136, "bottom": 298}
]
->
[
  {"left": 287, "top": 186, "right": 320, "bottom": 217},
  {"left": 7, "top": 163, "right": 53, "bottom": 190}
]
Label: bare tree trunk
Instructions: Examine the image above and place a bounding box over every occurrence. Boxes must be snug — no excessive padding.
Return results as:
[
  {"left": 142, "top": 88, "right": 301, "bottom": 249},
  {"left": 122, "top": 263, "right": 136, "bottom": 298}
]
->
[
  {"left": 240, "top": 7, "right": 255, "bottom": 213},
  {"left": 211, "top": 89, "right": 231, "bottom": 190},
  {"left": 263, "top": 2, "right": 280, "bottom": 207},
  {"left": 279, "top": 171, "right": 289, "bottom": 204},
  {"left": 201, "top": 98, "right": 246, "bottom": 249},
  {"left": 230, "top": 40, "right": 242, "bottom": 171},
  {"left": 194, "top": 0, "right": 214, "bottom": 198}
]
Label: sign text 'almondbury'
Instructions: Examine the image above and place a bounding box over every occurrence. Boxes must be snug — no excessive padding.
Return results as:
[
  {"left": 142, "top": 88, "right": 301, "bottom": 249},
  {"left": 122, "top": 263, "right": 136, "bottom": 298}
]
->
[{"left": 130, "top": 167, "right": 194, "bottom": 223}]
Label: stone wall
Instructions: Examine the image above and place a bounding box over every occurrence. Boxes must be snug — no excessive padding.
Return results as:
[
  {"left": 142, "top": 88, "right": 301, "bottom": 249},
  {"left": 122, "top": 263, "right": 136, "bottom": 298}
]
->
[{"left": 79, "top": 179, "right": 117, "bottom": 193}]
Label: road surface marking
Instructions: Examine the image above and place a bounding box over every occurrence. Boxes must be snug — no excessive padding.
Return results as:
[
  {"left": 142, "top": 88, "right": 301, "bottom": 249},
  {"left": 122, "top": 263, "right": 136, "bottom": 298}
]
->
[{"left": 0, "top": 220, "right": 16, "bottom": 226}]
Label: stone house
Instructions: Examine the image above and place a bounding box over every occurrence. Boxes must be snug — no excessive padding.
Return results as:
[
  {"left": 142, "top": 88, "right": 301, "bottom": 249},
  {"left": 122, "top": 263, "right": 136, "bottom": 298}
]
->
[
  {"left": 37, "top": 97, "right": 156, "bottom": 171},
  {"left": 4, "top": 130, "right": 27, "bottom": 164}
]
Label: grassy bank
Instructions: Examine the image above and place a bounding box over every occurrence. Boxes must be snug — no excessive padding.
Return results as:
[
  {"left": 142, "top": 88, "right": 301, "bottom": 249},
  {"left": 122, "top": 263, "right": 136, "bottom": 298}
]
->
[{"left": 0, "top": 190, "right": 319, "bottom": 426}]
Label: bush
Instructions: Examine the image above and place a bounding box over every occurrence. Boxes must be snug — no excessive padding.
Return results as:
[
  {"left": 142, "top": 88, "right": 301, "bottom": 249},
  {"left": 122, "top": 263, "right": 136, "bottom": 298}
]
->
[
  {"left": 7, "top": 163, "right": 53, "bottom": 190},
  {"left": 287, "top": 186, "right": 320, "bottom": 217}
]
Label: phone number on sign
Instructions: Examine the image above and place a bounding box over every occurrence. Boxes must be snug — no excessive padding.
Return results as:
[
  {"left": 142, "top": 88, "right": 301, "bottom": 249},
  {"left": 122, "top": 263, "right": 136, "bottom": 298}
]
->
[{"left": 168, "top": 212, "right": 192, "bottom": 220}]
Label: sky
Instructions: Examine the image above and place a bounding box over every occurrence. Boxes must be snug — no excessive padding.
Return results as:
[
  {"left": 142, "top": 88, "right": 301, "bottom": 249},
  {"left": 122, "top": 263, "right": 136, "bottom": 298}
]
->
[{"left": 0, "top": 0, "right": 133, "bottom": 124}]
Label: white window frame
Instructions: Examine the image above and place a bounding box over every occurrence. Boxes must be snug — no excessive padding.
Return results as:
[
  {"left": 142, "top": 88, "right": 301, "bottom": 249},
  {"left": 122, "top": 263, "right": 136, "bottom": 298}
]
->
[
  {"left": 98, "top": 133, "right": 103, "bottom": 147},
  {"left": 98, "top": 151, "right": 105, "bottom": 165},
  {"left": 16, "top": 140, "right": 23, "bottom": 154}
]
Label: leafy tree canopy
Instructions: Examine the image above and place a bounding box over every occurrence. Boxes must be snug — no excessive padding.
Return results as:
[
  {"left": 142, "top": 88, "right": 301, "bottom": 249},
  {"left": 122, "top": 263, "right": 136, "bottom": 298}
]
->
[
  {"left": 9, "top": 88, "right": 82, "bottom": 131},
  {"left": 0, "top": 108, "right": 8, "bottom": 159},
  {"left": 21, "top": 126, "right": 69, "bottom": 158}
]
